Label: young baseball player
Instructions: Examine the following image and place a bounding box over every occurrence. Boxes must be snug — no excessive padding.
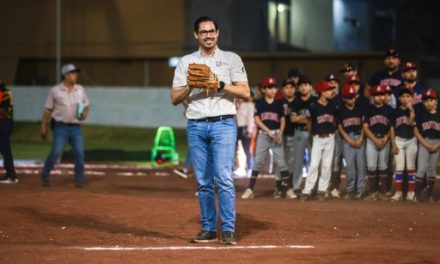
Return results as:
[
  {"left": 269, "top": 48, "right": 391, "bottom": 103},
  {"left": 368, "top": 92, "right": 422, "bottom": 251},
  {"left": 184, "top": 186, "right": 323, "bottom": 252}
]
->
[
  {"left": 279, "top": 78, "right": 297, "bottom": 199},
  {"left": 241, "top": 77, "right": 291, "bottom": 199},
  {"left": 363, "top": 85, "right": 394, "bottom": 201},
  {"left": 390, "top": 87, "right": 417, "bottom": 201},
  {"left": 338, "top": 84, "right": 366, "bottom": 200},
  {"left": 290, "top": 75, "right": 315, "bottom": 195},
  {"left": 325, "top": 74, "right": 343, "bottom": 198},
  {"left": 413, "top": 88, "right": 440, "bottom": 202},
  {"left": 301, "top": 81, "right": 338, "bottom": 201}
]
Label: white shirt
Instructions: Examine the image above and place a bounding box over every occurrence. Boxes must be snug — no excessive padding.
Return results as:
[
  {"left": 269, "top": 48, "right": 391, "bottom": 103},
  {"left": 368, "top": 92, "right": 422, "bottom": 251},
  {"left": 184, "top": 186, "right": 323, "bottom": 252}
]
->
[
  {"left": 172, "top": 48, "right": 248, "bottom": 119},
  {"left": 45, "top": 82, "right": 90, "bottom": 124},
  {"left": 236, "top": 101, "right": 255, "bottom": 133}
]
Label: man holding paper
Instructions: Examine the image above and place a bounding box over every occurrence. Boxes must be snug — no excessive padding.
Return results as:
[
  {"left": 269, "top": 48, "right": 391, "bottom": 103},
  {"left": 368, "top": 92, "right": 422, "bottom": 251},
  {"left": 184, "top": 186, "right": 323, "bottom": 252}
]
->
[{"left": 40, "top": 64, "right": 90, "bottom": 188}]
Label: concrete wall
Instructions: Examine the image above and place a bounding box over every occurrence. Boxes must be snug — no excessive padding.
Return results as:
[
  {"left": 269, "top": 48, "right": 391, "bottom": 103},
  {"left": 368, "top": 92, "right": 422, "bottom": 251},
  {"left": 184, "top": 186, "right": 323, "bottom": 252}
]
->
[{"left": 12, "top": 86, "right": 187, "bottom": 128}]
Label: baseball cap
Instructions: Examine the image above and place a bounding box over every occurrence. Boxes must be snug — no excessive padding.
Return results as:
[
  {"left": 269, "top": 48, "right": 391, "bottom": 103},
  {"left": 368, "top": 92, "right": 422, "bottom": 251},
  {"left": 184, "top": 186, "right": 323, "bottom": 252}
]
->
[
  {"left": 340, "top": 63, "right": 355, "bottom": 73},
  {"left": 315, "top": 81, "right": 332, "bottom": 94},
  {"left": 345, "top": 75, "right": 360, "bottom": 84},
  {"left": 61, "top": 64, "right": 80, "bottom": 75},
  {"left": 259, "top": 76, "right": 277, "bottom": 88},
  {"left": 297, "top": 75, "right": 312, "bottom": 85},
  {"left": 342, "top": 84, "right": 357, "bottom": 98},
  {"left": 398, "top": 86, "right": 413, "bottom": 96},
  {"left": 325, "top": 73, "right": 339, "bottom": 83},
  {"left": 422, "top": 88, "right": 437, "bottom": 100},
  {"left": 385, "top": 48, "right": 399, "bottom": 58},
  {"left": 287, "top": 68, "right": 302, "bottom": 78},
  {"left": 402, "top": 62, "right": 417, "bottom": 72},
  {"left": 281, "top": 78, "right": 296, "bottom": 88},
  {"left": 383, "top": 85, "right": 392, "bottom": 94},
  {"left": 370, "top": 85, "right": 385, "bottom": 96}
]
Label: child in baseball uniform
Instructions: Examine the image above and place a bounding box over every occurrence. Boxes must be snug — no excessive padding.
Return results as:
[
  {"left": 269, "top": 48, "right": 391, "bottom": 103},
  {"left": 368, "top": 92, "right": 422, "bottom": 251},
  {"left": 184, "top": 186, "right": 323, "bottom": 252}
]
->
[
  {"left": 301, "top": 81, "right": 338, "bottom": 201},
  {"left": 390, "top": 87, "right": 417, "bottom": 201},
  {"left": 413, "top": 88, "right": 440, "bottom": 202},
  {"left": 290, "top": 75, "right": 315, "bottom": 195},
  {"left": 241, "top": 77, "right": 291, "bottom": 199},
  {"left": 363, "top": 85, "right": 394, "bottom": 201},
  {"left": 338, "top": 84, "right": 366, "bottom": 200}
]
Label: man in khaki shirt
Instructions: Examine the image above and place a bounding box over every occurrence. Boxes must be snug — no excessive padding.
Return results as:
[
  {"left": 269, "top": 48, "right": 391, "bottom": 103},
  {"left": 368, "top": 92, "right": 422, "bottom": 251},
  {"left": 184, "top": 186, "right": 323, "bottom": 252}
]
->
[
  {"left": 40, "top": 64, "right": 90, "bottom": 188},
  {"left": 171, "top": 16, "right": 249, "bottom": 245}
]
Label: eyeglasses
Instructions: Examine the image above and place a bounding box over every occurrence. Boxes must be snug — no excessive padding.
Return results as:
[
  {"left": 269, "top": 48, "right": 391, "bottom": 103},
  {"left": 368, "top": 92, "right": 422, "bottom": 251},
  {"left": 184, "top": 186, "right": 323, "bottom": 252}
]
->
[{"left": 198, "top": 29, "right": 217, "bottom": 36}]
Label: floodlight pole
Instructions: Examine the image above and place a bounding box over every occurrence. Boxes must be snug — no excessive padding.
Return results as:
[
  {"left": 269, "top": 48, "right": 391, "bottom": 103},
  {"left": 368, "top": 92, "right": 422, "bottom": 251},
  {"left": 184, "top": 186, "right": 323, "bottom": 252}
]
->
[{"left": 56, "top": 0, "right": 61, "bottom": 83}]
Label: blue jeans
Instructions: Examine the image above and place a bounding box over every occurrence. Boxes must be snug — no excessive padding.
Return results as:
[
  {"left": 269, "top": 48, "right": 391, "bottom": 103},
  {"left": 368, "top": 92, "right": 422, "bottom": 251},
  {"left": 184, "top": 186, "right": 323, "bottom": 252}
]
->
[
  {"left": 42, "top": 122, "right": 85, "bottom": 184},
  {"left": 187, "top": 118, "right": 237, "bottom": 232}
]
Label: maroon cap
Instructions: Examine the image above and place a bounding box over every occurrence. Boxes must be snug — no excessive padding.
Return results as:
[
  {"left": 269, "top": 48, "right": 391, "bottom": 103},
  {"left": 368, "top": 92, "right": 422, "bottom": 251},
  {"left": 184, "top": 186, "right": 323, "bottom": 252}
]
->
[
  {"left": 342, "top": 84, "right": 357, "bottom": 97},
  {"left": 345, "top": 75, "right": 360, "bottom": 84},
  {"left": 422, "top": 88, "right": 437, "bottom": 99},
  {"left": 259, "top": 76, "right": 277, "bottom": 87},
  {"left": 340, "top": 63, "right": 355, "bottom": 73},
  {"left": 325, "top": 74, "right": 339, "bottom": 83},
  {"left": 402, "top": 62, "right": 417, "bottom": 72},
  {"left": 383, "top": 85, "right": 392, "bottom": 94},
  {"left": 370, "top": 85, "right": 385, "bottom": 96},
  {"left": 385, "top": 48, "right": 399, "bottom": 58},
  {"left": 315, "top": 81, "right": 332, "bottom": 94}
]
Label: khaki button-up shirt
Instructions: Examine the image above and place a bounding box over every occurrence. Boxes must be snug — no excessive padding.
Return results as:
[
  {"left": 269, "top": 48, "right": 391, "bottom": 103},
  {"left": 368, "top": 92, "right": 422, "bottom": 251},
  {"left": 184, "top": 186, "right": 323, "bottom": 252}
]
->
[
  {"left": 172, "top": 48, "right": 248, "bottom": 119},
  {"left": 45, "top": 82, "right": 90, "bottom": 124}
]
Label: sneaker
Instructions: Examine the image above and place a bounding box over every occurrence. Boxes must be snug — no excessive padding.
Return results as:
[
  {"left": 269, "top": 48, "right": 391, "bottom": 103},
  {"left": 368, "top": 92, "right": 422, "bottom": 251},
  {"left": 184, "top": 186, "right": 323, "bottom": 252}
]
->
[
  {"left": 285, "top": 189, "right": 298, "bottom": 199},
  {"left": 273, "top": 190, "right": 282, "bottom": 199},
  {"left": 173, "top": 168, "right": 188, "bottom": 179},
  {"left": 354, "top": 192, "right": 364, "bottom": 200},
  {"left": 0, "top": 177, "right": 19, "bottom": 184},
  {"left": 385, "top": 190, "right": 393, "bottom": 197},
  {"left": 391, "top": 191, "right": 403, "bottom": 202},
  {"left": 233, "top": 168, "right": 247, "bottom": 178},
  {"left": 222, "top": 231, "right": 237, "bottom": 245},
  {"left": 317, "top": 191, "right": 329, "bottom": 201},
  {"left": 406, "top": 191, "right": 415, "bottom": 201},
  {"left": 300, "top": 193, "right": 310, "bottom": 202},
  {"left": 330, "top": 188, "right": 340, "bottom": 198},
  {"left": 377, "top": 193, "right": 390, "bottom": 201},
  {"left": 344, "top": 192, "right": 354, "bottom": 200},
  {"left": 190, "top": 230, "right": 217, "bottom": 243},
  {"left": 41, "top": 180, "right": 51, "bottom": 187},
  {"left": 241, "top": 188, "right": 254, "bottom": 199},
  {"left": 364, "top": 192, "right": 379, "bottom": 201}
]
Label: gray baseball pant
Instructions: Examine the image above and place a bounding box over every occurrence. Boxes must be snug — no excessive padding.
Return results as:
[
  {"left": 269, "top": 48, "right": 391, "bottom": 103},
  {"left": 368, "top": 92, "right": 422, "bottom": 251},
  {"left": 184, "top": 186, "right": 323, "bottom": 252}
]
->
[
  {"left": 275, "top": 135, "right": 295, "bottom": 181},
  {"left": 292, "top": 130, "right": 311, "bottom": 191},
  {"left": 342, "top": 133, "right": 366, "bottom": 194}
]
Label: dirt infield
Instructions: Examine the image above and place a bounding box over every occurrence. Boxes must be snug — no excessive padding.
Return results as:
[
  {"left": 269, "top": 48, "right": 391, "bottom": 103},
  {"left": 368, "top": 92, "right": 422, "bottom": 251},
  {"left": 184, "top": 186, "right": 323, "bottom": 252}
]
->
[{"left": 1, "top": 164, "right": 439, "bottom": 264}]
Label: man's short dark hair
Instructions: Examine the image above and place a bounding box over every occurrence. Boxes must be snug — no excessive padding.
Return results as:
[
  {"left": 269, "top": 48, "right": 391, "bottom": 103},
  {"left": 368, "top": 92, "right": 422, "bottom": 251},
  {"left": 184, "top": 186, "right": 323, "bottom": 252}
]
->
[{"left": 194, "top": 16, "right": 218, "bottom": 33}]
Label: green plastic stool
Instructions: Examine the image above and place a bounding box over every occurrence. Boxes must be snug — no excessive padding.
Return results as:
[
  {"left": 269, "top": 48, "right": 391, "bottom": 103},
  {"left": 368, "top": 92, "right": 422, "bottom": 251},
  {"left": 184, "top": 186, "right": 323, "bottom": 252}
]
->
[{"left": 150, "top": 126, "right": 179, "bottom": 164}]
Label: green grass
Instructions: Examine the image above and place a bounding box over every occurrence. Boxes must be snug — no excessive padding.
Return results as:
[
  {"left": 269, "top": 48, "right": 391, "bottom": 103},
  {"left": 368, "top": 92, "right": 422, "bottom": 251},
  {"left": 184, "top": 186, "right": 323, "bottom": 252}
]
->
[{"left": 10, "top": 122, "right": 188, "bottom": 163}]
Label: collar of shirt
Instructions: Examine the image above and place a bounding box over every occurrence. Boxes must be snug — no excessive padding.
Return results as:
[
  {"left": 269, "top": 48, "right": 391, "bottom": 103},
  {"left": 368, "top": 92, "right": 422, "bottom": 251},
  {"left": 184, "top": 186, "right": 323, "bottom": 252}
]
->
[{"left": 197, "top": 46, "right": 219, "bottom": 58}]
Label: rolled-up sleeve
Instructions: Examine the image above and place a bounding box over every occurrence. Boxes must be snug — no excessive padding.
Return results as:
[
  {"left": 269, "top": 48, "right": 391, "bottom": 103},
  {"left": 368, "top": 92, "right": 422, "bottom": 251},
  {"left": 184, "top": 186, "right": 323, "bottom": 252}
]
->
[
  {"left": 172, "top": 58, "right": 187, "bottom": 88},
  {"left": 45, "top": 88, "right": 55, "bottom": 110},
  {"left": 229, "top": 53, "right": 248, "bottom": 83}
]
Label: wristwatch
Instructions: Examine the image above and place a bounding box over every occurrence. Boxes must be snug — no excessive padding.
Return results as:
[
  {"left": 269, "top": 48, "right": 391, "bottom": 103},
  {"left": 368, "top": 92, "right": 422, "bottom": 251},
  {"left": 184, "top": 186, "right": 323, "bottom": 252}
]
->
[{"left": 218, "top": 81, "right": 225, "bottom": 92}]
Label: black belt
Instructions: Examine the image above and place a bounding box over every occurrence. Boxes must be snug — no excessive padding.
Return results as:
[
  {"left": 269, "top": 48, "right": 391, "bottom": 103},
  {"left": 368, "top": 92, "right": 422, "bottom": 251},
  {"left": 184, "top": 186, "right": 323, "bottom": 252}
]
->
[
  {"left": 54, "top": 121, "right": 79, "bottom": 127},
  {"left": 191, "top": 115, "right": 234, "bottom": 123},
  {"left": 295, "top": 127, "right": 308, "bottom": 131}
]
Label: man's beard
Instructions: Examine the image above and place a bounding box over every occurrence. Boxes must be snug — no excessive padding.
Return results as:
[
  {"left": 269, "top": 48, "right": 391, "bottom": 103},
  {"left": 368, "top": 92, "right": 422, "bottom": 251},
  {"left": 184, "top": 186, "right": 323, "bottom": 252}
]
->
[
  {"left": 386, "top": 65, "right": 397, "bottom": 72},
  {"left": 405, "top": 78, "right": 416, "bottom": 83}
]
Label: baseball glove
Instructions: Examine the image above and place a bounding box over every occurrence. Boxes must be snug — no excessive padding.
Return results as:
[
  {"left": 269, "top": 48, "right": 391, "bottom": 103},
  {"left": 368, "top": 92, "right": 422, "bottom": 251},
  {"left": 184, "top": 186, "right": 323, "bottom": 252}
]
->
[{"left": 187, "top": 64, "right": 219, "bottom": 95}]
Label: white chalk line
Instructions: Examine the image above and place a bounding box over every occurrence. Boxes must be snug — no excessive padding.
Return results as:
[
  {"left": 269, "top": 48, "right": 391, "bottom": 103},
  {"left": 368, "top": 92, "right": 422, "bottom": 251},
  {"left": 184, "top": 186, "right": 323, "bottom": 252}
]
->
[{"left": 80, "top": 244, "right": 315, "bottom": 251}]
